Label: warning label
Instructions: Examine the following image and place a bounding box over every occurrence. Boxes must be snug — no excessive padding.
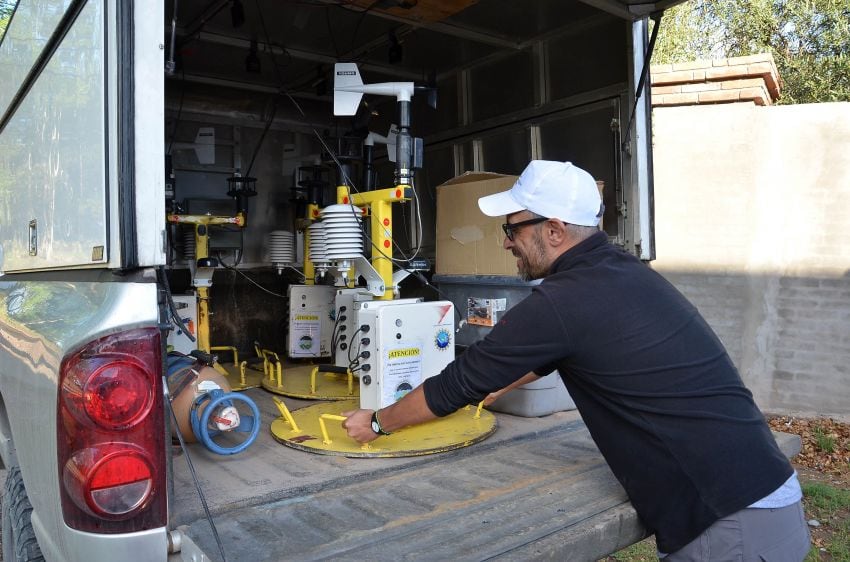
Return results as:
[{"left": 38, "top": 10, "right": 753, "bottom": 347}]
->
[
  {"left": 467, "top": 297, "right": 507, "bottom": 327},
  {"left": 290, "top": 315, "right": 321, "bottom": 356},
  {"left": 382, "top": 345, "right": 422, "bottom": 407}
]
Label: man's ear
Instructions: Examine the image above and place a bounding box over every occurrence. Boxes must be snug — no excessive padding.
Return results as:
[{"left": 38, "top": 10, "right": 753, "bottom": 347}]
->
[{"left": 545, "top": 220, "right": 568, "bottom": 246}]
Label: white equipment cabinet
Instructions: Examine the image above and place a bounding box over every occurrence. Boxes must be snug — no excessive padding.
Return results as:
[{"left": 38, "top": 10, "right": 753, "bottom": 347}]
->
[
  {"left": 287, "top": 285, "right": 336, "bottom": 358},
  {"left": 355, "top": 300, "right": 455, "bottom": 411},
  {"left": 167, "top": 294, "right": 198, "bottom": 355}
]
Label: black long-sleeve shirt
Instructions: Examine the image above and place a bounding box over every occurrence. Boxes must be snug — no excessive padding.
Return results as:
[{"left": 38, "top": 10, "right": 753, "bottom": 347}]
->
[{"left": 423, "top": 231, "right": 792, "bottom": 553}]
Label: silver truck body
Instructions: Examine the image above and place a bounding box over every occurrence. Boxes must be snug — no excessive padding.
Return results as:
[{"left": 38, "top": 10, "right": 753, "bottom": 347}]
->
[{"left": 0, "top": 0, "right": 676, "bottom": 559}]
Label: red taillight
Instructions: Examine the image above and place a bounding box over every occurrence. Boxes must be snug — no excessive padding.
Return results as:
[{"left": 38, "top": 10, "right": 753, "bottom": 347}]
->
[
  {"left": 63, "top": 445, "right": 154, "bottom": 518},
  {"left": 63, "top": 356, "right": 153, "bottom": 430},
  {"left": 58, "top": 328, "right": 166, "bottom": 533}
]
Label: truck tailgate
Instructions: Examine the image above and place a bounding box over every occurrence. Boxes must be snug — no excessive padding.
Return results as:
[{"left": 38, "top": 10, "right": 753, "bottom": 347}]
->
[{"left": 170, "top": 389, "right": 800, "bottom": 562}]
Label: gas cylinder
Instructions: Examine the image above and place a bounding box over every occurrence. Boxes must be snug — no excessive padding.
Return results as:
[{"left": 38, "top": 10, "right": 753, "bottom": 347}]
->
[{"left": 166, "top": 353, "right": 235, "bottom": 442}]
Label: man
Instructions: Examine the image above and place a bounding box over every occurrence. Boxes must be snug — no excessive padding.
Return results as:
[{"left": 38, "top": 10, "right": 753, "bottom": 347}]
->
[{"left": 342, "top": 160, "right": 810, "bottom": 560}]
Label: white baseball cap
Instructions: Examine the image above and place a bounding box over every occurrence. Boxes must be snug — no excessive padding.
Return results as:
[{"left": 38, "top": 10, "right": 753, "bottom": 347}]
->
[{"left": 478, "top": 160, "right": 603, "bottom": 227}]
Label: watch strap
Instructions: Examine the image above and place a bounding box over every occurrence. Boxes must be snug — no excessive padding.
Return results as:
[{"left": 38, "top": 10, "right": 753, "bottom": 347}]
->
[{"left": 371, "top": 410, "right": 392, "bottom": 436}]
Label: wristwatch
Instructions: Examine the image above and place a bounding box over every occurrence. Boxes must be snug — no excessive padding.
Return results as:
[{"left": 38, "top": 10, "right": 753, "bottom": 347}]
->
[{"left": 370, "top": 410, "right": 392, "bottom": 436}]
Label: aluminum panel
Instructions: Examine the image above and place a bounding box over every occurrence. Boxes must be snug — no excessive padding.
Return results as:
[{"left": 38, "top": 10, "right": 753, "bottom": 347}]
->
[
  {"left": 479, "top": 127, "right": 530, "bottom": 175},
  {"left": 0, "top": 0, "right": 73, "bottom": 118},
  {"left": 469, "top": 50, "right": 535, "bottom": 122},
  {"left": 0, "top": 0, "right": 107, "bottom": 272},
  {"left": 538, "top": 101, "right": 621, "bottom": 238},
  {"left": 547, "top": 16, "right": 629, "bottom": 101}
]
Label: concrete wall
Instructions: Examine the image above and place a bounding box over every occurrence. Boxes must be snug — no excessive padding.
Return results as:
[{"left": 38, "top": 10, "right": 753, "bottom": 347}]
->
[{"left": 651, "top": 102, "right": 850, "bottom": 418}]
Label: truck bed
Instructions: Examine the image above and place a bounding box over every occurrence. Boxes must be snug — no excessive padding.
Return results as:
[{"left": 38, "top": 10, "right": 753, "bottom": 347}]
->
[{"left": 170, "top": 388, "right": 801, "bottom": 562}]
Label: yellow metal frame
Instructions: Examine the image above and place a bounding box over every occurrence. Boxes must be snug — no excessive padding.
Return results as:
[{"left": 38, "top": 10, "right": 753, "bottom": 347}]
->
[
  {"left": 165, "top": 213, "right": 265, "bottom": 390},
  {"left": 302, "top": 203, "right": 319, "bottom": 285},
  {"left": 298, "top": 186, "right": 409, "bottom": 299},
  {"left": 337, "top": 185, "right": 410, "bottom": 300},
  {"left": 166, "top": 212, "right": 246, "bottom": 355}
]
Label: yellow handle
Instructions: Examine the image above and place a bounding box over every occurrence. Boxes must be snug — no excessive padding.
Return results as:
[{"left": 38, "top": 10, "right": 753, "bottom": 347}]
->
[
  {"left": 261, "top": 348, "right": 280, "bottom": 362},
  {"left": 474, "top": 400, "right": 485, "bottom": 420},
  {"left": 211, "top": 345, "right": 239, "bottom": 365},
  {"left": 310, "top": 366, "right": 353, "bottom": 394},
  {"left": 318, "top": 413, "right": 371, "bottom": 450},
  {"left": 310, "top": 366, "right": 320, "bottom": 394},
  {"left": 272, "top": 397, "right": 301, "bottom": 433},
  {"left": 319, "top": 414, "right": 347, "bottom": 444}
]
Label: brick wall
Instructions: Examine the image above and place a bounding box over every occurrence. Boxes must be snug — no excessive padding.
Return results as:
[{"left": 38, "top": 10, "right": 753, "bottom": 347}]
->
[
  {"left": 651, "top": 54, "right": 780, "bottom": 107},
  {"left": 651, "top": 101, "right": 850, "bottom": 418}
]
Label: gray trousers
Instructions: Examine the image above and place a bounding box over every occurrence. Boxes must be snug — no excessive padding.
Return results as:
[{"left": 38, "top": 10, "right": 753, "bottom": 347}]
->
[{"left": 665, "top": 501, "right": 810, "bottom": 561}]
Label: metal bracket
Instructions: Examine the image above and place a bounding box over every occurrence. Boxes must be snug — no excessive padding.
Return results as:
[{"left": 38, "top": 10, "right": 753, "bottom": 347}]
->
[
  {"left": 193, "top": 267, "right": 214, "bottom": 288},
  {"left": 353, "top": 255, "right": 386, "bottom": 297}
]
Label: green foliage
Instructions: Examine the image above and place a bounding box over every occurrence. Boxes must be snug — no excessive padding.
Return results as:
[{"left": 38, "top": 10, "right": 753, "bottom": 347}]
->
[
  {"left": 651, "top": 0, "right": 850, "bottom": 104},
  {"left": 802, "top": 481, "right": 850, "bottom": 561},
  {"left": 813, "top": 426, "right": 837, "bottom": 453},
  {"left": 610, "top": 537, "right": 658, "bottom": 560},
  {"left": 803, "top": 481, "right": 850, "bottom": 513},
  {"left": 0, "top": 0, "right": 18, "bottom": 43}
]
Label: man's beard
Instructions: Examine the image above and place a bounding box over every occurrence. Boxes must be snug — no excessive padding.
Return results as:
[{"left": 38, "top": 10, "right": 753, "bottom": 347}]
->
[{"left": 515, "top": 232, "right": 547, "bottom": 281}]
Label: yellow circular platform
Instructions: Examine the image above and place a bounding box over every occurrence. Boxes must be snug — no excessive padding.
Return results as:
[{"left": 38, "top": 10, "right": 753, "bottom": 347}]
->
[
  {"left": 261, "top": 364, "right": 360, "bottom": 401},
  {"left": 271, "top": 399, "right": 497, "bottom": 458},
  {"left": 215, "top": 362, "right": 265, "bottom": 391}
]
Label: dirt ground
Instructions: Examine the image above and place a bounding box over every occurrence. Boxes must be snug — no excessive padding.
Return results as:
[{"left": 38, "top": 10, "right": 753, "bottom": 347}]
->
[
  {"left": 767, "top": 416, "right": 850, "bottom": 557},
  {"left": 767, "top": 416, "right": 850, "bottom": 488}
]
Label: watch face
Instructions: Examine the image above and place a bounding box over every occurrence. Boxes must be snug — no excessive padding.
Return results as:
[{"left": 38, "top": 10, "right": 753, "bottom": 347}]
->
[{"left": 371, "top": 420, "right": 381, "bottom": 433}]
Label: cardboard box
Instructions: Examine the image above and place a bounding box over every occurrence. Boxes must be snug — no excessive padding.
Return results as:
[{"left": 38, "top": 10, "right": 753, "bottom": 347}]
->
[
  {"left": 436, "top": 172, "right": 518, "bottom": 276},
  {"left": 435, "top": 172, "right": 605, "bottom": 276}
]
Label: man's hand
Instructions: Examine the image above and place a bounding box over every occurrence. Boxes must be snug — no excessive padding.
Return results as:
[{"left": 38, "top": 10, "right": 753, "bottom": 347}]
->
[
  {"left": 341, "top": 409, "right": 379, "bottom": 443},
  {"left": 482, "top": 388, "right": 507, "bottom": 406}
]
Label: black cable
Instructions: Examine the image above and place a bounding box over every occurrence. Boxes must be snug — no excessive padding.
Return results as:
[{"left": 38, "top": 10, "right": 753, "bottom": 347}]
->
[
  {"left": 216, "top": 259, "right": 287, "bottom": 298},
  {"left": 164, "top": 381, "right": 227, "bottom": 562},
  {"left": 330, "top": 307, "right": 344, "bottom": 352},
  {"left": 347, "top": 326, "right": 364, "bottom": 366},
  {"left": 244, "top": 0, "right": 292, "bottom": 177},
  {"left": 166, "top": 69, "right": 186, "bottom": 156},
  {"left": 244, "top": 99, "right": 278, "bottom": 177},
  {"left": 408, "top": 269, "right": 464, "bottom": 329},
  {"left": 165, "top": 0, "right": 179, "bottom": 75},
  {"left": 349, "top": 0, "right": 382, "bottom": 55},
  {"left": 214, "top": 228, "right": 244, "bottom": 267},
  {"left": 622, "top": 11, "right": 663, "bottom": 151},
  {"left": 348, "top": 337, "right": 364, "bottom": 371},
  {"left": 325, "top": 7, "right": 340, "bottom": 59},
  {"left": 157, "top": 266, "right": 196, "bottom": 343}
]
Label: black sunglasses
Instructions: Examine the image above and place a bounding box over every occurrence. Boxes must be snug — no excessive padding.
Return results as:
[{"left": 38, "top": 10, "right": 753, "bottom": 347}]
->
[{"left": 501, "top": 217, "right": 549, "bottom": 241}]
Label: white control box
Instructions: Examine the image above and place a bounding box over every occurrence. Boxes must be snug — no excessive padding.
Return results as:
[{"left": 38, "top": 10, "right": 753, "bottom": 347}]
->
[
  {"left": 287, "top": 285, "right": 336, "bottom": 358},
  {"left": 355, "top": 300, "right": 455, "bottom": 410},
  {"left": 167, "top": 294, "right": 198, "bottom": 355}
]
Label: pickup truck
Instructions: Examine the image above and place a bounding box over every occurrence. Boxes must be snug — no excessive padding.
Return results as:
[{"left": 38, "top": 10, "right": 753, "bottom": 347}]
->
[{"left": 0, "top": 1, "right": 752, "bottom": 561}]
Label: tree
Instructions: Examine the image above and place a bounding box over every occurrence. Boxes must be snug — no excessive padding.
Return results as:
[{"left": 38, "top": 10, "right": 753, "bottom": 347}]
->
[
  {"left": 0, "top": 1, "right": 15, "bottom": 42},
  {"left": 652, "top": 0, "right": 850, "bottom": 104}
]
